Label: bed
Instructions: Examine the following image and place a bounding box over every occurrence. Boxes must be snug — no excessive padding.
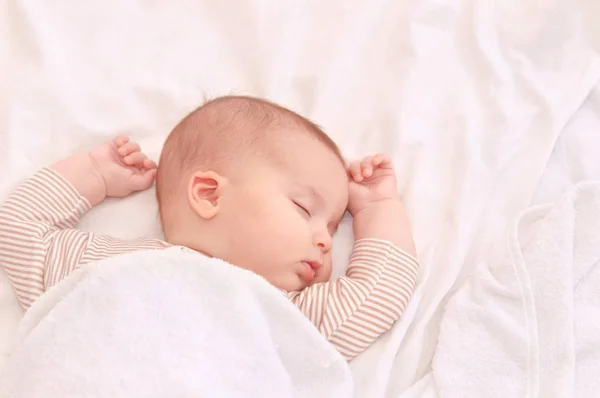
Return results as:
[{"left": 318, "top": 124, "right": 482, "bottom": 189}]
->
[{"left": 1, "top": 0, "right": 600, "bottom": 396}]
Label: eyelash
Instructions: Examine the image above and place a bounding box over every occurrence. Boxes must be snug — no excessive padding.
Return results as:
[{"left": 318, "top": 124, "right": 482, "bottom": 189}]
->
[{"left": 293, "top": 201, "right": 311, "bottom": 217}]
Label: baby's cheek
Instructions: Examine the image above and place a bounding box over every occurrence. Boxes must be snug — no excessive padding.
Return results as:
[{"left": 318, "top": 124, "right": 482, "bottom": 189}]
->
[{"left": 320, "top": 254, "right": 333, "bottom": 281}]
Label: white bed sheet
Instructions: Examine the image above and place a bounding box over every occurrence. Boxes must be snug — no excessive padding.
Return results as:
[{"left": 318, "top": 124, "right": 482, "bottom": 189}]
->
[
  {"left": 533, "top": 84, "right": 600, "bottom": 206},
  {"left": 1, "top": 0, "right": 600, "bottom": 396}
]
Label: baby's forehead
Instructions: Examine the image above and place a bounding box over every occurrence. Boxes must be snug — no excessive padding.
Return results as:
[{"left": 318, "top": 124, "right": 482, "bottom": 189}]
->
[{"left": 275, "top": 144, "right": 348, "bottom": 199}]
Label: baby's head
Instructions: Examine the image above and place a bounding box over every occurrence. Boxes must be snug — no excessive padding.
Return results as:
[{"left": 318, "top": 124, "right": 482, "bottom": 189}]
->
[{"left": 156, "top": 96, "right": 349, "bottom": 291}]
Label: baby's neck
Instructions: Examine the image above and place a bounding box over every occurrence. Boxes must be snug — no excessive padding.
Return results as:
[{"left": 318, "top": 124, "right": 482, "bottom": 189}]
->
[{"left": 165, "top": 229, "right": 215, "bottom": 259}]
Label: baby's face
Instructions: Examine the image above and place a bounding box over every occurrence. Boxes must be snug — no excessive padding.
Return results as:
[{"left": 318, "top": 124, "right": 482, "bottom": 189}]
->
[{"left": 217, "top": 135, "right": 349, "bottom": 291}]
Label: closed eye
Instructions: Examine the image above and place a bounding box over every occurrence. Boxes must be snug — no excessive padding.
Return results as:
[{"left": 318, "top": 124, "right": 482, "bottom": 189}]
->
[{"left": 293, "top": 201, "right": 311, "bottom": 217}]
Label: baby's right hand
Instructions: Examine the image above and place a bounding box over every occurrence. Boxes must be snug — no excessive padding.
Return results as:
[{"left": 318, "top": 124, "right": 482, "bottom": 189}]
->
[{"left": 88, "top": 136, "right": 157, "bottom": 199}]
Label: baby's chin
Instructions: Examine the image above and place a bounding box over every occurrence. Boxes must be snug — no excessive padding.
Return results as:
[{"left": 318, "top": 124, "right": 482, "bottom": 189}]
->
[
  {"left": 267, "top": 266, "right": 328, "bottom": 292},
  {"left": 276, "top": 276, "right": 314, "bottom": 293}
]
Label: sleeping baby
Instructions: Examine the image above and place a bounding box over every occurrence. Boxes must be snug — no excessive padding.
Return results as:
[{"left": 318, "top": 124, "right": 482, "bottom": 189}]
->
[{"left": 0, "top": 95, "right": 418, "bottom": 360}]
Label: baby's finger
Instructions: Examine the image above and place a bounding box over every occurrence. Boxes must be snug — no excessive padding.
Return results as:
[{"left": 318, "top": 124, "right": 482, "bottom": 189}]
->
[
  {"left": 130, "top": 169, "right": 157, "bottom": 192},
  {"left": 124, "top": 151, "right": 147, "bottom": 166},
  {"left": 118, "top": 141, "right": 141, "bottom": 157},
  {"left": 348, "top": 161, "right": 363, "bottom": 182},
  {"left": 361, "top": 157, "right": 374, "bottom": 178},
  {"left": 372, "top": 153, "right": 385, "bottom": 166},
  {"left": 143, "top": 158, "right": 157, "bottom": 170},
  {"left": 115, "top": 135, "right": 130, "bottom": 147},
  {"left": 372, "top": 153, "right": 393, "bottom": 168}
]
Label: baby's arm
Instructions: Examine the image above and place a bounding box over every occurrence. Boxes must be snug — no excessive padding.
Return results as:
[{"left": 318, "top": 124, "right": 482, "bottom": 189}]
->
[
  {"left": 0, "top": 137, "right": 162, "bottom": 309},
  {"left": 348, "top": 154, "right": 416, "bottom": 256},
  {"left": 52, "top": 136, "right": 157, "bottom": 206},
  {"left": 289, "top": 154, "right": 418, "bottom": 360}
]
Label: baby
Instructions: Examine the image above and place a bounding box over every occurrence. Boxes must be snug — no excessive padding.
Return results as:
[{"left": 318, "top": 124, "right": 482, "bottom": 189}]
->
[{"left": 0, "top": 95, "right": 418, "bottom": 360}]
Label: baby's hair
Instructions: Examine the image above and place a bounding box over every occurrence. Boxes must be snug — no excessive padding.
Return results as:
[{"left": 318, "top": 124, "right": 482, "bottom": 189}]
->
[{"left": 156, "top": 95, "right": 343, "bottom": 228}]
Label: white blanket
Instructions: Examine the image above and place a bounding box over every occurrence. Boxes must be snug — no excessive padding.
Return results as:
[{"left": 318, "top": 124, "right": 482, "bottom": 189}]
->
[
  {"left": 424, "top": 181, "right": 600, "bottom": 397},
  {"left": 2, "top": 1, "right": 600, "bottom": 397},
  {"left": 0, "top": 247, "right": 352, "bottom": 398}
]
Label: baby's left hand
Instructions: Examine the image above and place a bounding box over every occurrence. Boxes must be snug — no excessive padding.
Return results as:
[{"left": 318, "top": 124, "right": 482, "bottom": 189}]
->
[{"left": 347, "top": 154, "right": 397, "bottom": 216}]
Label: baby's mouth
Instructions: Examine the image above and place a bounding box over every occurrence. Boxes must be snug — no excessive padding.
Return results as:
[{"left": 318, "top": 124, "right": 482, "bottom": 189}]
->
[
  {"left": 299, "top": 261, "right": 320, "bottom": 282},
  {"left": 305, "top": 260, "right": 322, "bottom": 271}
]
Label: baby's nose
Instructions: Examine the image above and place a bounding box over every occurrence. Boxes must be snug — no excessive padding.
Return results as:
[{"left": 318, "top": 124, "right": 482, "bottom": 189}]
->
[{"left": 315, "top": 231, "right": 332, "bottom": 252}]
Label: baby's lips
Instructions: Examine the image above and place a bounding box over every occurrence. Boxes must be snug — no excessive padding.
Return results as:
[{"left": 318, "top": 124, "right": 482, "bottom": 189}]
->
[
  {"left": 299, "top": 261, "right": 318, "bottom": 282},
  {"left": 305, "top": 260, "right": 322, "bottom": 271}
]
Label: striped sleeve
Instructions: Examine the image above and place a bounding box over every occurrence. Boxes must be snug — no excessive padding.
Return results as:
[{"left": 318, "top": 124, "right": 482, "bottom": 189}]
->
[
  {"left": 0, "top": 167, "right": 169, "bottom": 310},
  {"left": 288, "top": 238, "right": 418, "bottom": 361}
]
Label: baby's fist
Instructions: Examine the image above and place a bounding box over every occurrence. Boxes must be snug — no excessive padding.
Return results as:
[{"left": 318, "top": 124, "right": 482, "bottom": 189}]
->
[
  {"left": 89, "top": 136, "right": 157, "bottom": 199},
  {"left": 347, "top": 154, "right": 397, "bottom": 216}
]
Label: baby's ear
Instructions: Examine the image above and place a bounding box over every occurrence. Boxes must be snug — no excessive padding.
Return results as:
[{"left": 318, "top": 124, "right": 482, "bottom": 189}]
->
[{"left": 187, "top": 171, "right": 227, "bottom": 219}]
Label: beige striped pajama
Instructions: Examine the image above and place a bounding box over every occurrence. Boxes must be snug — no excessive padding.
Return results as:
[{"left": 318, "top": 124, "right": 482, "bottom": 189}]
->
[{"left": 0, "top": 168, "right": 418, "bottom": 360}]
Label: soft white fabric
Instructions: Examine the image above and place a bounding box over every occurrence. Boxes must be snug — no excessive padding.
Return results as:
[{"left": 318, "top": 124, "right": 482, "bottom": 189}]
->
[
  {"left": 430, "top": 181, "right": 600, "bottom": 397},
  {"left": 533, "top": 82, "right": 600, "bottom": 206},
  {"left": 1, "top": 0, "right": 600, "bottom": 396},
  {"left": 0, "top": 247, "right": 352, "bottom": 398}
]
